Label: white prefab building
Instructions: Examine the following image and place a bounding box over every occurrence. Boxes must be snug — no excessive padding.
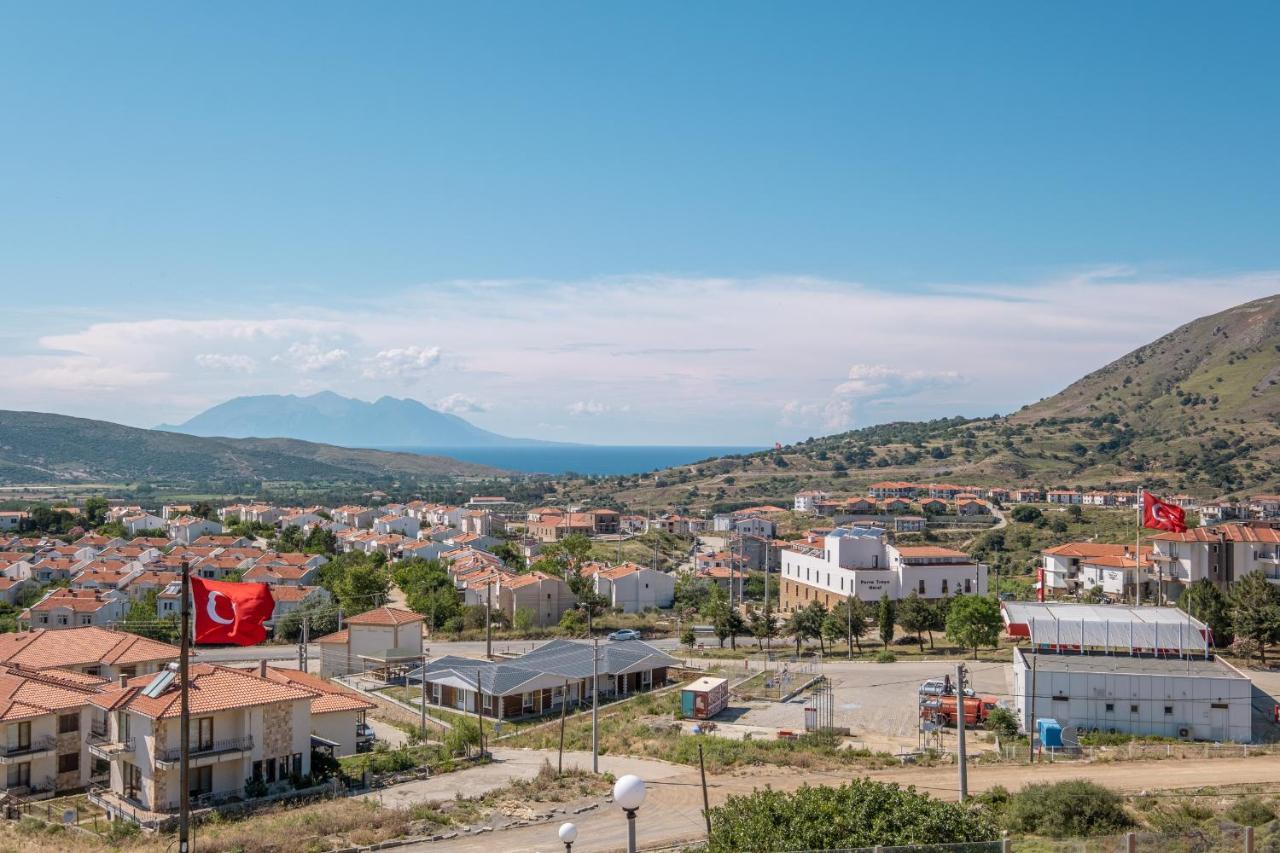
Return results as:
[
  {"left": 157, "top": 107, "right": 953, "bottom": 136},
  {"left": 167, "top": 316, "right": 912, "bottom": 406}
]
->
[
  {"left": 315, "top": 607, "right": 423, "bottom": 678},
  {"left": 1013, "top": 650, "right": 1252, "bottom": 743},
  {"left": 1004, "top": 602, "right": 1252, "bottom": 743}
]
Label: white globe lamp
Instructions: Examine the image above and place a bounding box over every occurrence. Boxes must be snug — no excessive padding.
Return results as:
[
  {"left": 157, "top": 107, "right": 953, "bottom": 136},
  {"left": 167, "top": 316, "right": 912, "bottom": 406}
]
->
[
  {"left": 558, "top": 821, "right": 578, "bottom": 851},
  {"left": 613, "top": 774, "right": 647, "bottom": 853}
]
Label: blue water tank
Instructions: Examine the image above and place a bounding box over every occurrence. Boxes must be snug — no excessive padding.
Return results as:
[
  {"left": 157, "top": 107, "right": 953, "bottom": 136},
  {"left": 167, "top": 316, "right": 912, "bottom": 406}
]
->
[{"left": 1036, "top": 718, "right": 1063, "bottom": 748}]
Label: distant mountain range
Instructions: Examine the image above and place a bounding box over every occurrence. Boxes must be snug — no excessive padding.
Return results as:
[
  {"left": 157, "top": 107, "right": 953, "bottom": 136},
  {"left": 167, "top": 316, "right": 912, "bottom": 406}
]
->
[
  {"left": 157, "top": 391, "right": 563, "bottom": 448},
  {"left": 0, "top": 410, "right": 508, "bottom": 484}
]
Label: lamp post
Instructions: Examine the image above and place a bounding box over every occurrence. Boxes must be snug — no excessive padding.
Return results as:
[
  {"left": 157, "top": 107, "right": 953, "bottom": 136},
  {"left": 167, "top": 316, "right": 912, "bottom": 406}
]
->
[
  {"left": 613, "top": 774, "right": 647, "bottom": 853},
  {"left": 558, "top": 821, "right": 578, "bottom": 852}
]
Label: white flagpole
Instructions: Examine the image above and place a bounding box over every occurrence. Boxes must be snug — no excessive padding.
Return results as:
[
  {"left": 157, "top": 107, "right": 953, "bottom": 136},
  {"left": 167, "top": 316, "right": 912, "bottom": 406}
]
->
[{"left": 1135, "top": 488, "right": 1142, "bottom": 607}]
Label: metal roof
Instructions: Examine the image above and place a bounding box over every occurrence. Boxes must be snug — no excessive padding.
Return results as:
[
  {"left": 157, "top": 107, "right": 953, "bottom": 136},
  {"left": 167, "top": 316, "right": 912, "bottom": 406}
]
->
[{"left": 409, "top": 639, "right": 680, "bottom": 697}]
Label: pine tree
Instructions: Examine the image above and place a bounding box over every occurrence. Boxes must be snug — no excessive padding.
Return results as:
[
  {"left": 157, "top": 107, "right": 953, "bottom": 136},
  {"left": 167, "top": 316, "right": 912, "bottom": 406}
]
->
[{"left": 878, "top": 592, "right": 896, "bottom": 648}]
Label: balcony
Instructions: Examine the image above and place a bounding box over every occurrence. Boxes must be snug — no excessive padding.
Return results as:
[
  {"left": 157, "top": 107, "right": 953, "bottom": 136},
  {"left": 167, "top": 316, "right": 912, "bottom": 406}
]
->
[
  {"left": 0, "top": 736, "right": 56, "bottom": 764},
  {"left": 155, "top": 735, "right": 253, "bottom": 767},
  {"left": 86, "top": 732, "right": 135, "bottom": 760}
]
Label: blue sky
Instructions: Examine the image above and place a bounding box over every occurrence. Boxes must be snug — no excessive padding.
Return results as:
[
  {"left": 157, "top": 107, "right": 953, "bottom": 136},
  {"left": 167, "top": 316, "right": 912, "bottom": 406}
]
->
[{"left": 1, "top": 3, "right": 1277, "bottom": 444}]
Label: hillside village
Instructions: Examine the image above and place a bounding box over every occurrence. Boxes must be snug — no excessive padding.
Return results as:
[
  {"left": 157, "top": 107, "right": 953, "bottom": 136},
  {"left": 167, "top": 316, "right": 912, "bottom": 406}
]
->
[{"left": 0, "top": 471, "right": 1278, "bottom": 849}]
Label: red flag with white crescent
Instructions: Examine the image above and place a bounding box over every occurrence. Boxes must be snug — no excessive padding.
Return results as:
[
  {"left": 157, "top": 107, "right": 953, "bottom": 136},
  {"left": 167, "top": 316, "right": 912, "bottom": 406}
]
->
[
  {"left": 190, "top": 576, "right": 275, "bottom": 645},
  {"left": 1142, "top": 492, "right": 1188, "bottom": 533}
]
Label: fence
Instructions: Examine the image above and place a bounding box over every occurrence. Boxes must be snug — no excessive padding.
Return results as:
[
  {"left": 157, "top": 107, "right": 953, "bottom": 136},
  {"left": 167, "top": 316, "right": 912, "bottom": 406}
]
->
[
  {"left": 645, "top": 828, "right": 1275, "bottom": 852},
  {"left": 995, "top": 741, "right": 1280, "bottom": 764}
]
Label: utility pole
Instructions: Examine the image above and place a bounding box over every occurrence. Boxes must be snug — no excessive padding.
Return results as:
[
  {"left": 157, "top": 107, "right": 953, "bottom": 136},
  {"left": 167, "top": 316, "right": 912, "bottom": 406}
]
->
[
  {"left": 847, "top": 594, "right": 854, "bottom": 660},
  {"left": 955, "top": 663, "right": 968, "bottom": 802},
  {"left": 419, "top": 653, "right": 427, "bottom": 737},
  {"left": 178, "top": 560, "right": 191, "bottom": 853},
  {"left": 297, "top": 614, "right": 308, "bottom": 671},
  {"left": 1028, "top": 646, "right": 1038, "bottom": 764},
  {"left": 591, "top": 637, "right": 599, "bottom": 773},
  {"left": 558, "top": 678, "right": 569, "bottom": 774}
]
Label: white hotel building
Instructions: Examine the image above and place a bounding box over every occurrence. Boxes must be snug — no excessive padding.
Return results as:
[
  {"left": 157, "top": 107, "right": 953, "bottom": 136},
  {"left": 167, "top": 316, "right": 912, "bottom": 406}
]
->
[{"left": 778, "top": 527, "right": 987, "bottom": 612}]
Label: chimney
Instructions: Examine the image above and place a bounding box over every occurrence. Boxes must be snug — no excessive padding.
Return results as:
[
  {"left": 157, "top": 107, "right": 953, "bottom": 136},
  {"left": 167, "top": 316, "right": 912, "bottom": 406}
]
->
[
  {"left": 118, "top": 674, "right": 128, "bottom": 688},
  {"left": 258, "top": 659, "right": 267, "bottom": 678}
]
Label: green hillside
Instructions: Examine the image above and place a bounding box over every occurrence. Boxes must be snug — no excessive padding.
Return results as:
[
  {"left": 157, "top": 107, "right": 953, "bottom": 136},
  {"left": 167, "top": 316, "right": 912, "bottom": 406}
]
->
[
  {"left": 0, "top": 410, "right": 508, "bottom": 486},
  {"left": 552, "top": 294, "right": 1280, "bottom": 513}
]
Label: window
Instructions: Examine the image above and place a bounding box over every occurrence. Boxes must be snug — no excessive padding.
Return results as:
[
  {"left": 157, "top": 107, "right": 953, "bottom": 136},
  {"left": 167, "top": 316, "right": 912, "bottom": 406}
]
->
[
  {"left": 58, "top": 752, "right": 79, "bottom": 774},
  {"left": 79, "top": 615, "right": 92, "bottom": 625},
  {"left": 1105, "top": 703, "right": 1114, "bottom": 712},
  {"left": 1164, "top": 706, "right": 1174, "bottom": 715},
  {"left": 918, "top": 580, "right": 926, "bottom": 594},
  {"left": 191, "top": 765, "right": 212, "bottom": 796},
  {"left": 964, "top": 578, "right": 972, "bottom": 593},
  {"left": 1130, "top": 704, "right": 1139, "bottom": 714},
  {"left": 119, "top": 667, "right": 136, "bottom": 678},
  {"left": 941, "top": 579, "right": 949, "bottom": 595},
  {"left": 58, "top": 713, "right": 79, "bottom": 734},
  {"left": 37, "top": 615, "right": 48, "bottom": 625},
  {"left": 292, "top": 753, "right": 303, "bottom": 777},
  {"left": 11, "top": 721, "right": 31, "bottom": 750},
  {"left": 86, "top": 666, "right": 101, "bottom": 677},
  {"left": 8, "top": 762, "right": 30, "bottom": 788},
  {"left": 522, "top": 692, "right": 534, "bottom": 712},
  {"left": 265, "top": 758, "right": 277, "bottom": 783},
  {"left": 57, "top": 615, "right": 69, "bottom": 626}
]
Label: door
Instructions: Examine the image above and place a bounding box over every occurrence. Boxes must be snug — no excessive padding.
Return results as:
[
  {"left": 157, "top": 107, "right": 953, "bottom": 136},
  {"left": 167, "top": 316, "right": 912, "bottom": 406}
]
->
[
  {"left": 9, "top": 721, "right": 30, "bottom": 751},
  {"left": 1209, "top": 705, "right": 1228, "bottom": 742},
  {"left": 196, "top": 717, "right": 214, "bottom": 751}
]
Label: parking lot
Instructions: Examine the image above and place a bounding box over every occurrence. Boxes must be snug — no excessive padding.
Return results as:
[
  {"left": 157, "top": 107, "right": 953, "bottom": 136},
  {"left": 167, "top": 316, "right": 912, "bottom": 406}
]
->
[{"left": 735, "top": 658, "right": 1011, "bottom": 745}]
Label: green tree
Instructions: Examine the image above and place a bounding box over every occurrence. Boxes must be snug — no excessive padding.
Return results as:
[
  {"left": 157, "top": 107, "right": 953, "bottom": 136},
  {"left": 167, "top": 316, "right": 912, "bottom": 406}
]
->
[
  {"left": 1177, "top": 578, "right": 1233, "bottom": 646},
  {"left": 828, "top": 597, "right": 868, "bottom": 656},
  {"left": 513, "top": 608, "right": 535, "bottom": 632},
  {"left": 783, "top": 610, "right": 807, "bottom": 655},
  {"left": 1229, "top": 570, "right": 1280, "bottom": 663},
  {"left": 985, "top": 706, "right": 1019, "bottom": 740},
  {"left": 333, "top": 563, "right": 391, "bottom": 613},
  {"left": 303, "top": 526, "right": 337, "bottom": 555},
  {"left": 945, "top": 594, "right": 1003, "bottom": 659},
  {"left": 803, "top": 601, "right": 828, "bottom": 655},
  {"left": 705, "top": 779, "right": 994, "bottom": 852},
  {"left": 82, "top": 496, "right": 109, "bottom": 526},
  {"left": 877, "top": 592, "right": 896, "bottom": 648},
  {"left": 747, "top": 605, "right": 778, "bottom": 650},
  {"left": 897, "top": 591, "right": 931, "bottom": 651},
  {"left": 276, "top": 525, "right": 304, "bottom": 552},
  {"left": 117, "top": 589, "right": 179, "bottom": 642}
]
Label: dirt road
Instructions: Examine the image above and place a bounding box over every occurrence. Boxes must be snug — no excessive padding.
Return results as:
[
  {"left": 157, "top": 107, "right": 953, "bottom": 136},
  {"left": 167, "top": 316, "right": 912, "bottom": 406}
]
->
[{"left": 403, "top": 750, "right": 1280, "bottom": 853}]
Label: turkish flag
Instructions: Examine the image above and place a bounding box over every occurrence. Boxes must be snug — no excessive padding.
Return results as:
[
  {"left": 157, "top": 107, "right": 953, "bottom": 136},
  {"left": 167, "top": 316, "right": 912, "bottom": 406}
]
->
[
  {"left": 190, "top": 576, "right": 275, "bottom": 645},
  {"left": 1142, "top": 492, "right": 1188, "bottom": 533}
]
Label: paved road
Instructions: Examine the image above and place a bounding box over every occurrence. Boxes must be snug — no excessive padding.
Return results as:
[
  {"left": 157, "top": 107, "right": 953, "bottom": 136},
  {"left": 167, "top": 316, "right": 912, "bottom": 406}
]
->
[{"left": 370, "top": 748, "right": 684, "bottom": 810}]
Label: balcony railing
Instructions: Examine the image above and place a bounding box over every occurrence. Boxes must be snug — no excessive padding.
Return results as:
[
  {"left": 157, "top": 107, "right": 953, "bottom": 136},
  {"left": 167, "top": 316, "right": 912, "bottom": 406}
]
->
[
  {"left": 156, "top": 735, "right": 253, "bottom": 765},
  {"left": 0, "top": 736, "right": 56, "bottom": 762},
  {"left": 86, "top": 732, "right": 135, "bottom": 758}
]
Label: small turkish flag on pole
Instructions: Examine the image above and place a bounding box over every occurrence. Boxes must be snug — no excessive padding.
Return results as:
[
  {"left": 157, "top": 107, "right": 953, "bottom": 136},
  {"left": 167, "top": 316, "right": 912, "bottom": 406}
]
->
[
  {"left": 190, "top": 576, "right": 275, "bottom": 645},
  {"left": 1142, "top": 492, "right": 1188, "bottom": 533}
]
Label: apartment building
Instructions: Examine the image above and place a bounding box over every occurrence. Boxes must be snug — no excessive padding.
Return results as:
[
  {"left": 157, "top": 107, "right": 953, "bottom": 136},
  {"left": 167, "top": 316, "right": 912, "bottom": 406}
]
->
[
  {"left": 778, "top": 527, "right": 987, "bottom": 612},
  {"left": 0, "top": 666, "right": 101, "bottom": 800},
  {"left": 88, "top": 664, "right": 314, "bottom": 819},
  {"left": 581, "top": 563, "right": 675, "bottom": 613},
  {"left": 1149, "top": 522, "right": 1280, "bottom": 600},
  {"left": 263, "top": 667, "right": 375, "bottom": 756}
]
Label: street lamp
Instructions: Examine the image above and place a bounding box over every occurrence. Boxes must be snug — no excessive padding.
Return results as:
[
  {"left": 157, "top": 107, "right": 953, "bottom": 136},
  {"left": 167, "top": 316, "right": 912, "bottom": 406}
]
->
[
  {"left": 558, "top": 821, "right": 578, "bottom": 852},
  {"left": 613, "top": 774, "right": 647, "bottom": 853}
]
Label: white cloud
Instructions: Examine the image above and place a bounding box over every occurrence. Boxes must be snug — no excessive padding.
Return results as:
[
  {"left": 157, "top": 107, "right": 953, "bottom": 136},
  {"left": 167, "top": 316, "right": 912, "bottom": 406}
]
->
[
  {"left": 435, "top": 393, "right": 488, "bottom": 415},
  {"left": 364, "top": 345, "right": 441, "bottom": 379},
  {"left": 567, "top": 400, "right": 630, "bottom": 416},
  {"left": 273, "top": 343, "right": 350, "bottom": 373},
  {"left": 3, "top": 269, "right": 1277, "bottom": 442},
  {"left": 194, "top": 353, "right": 258, "bottom": 373}
]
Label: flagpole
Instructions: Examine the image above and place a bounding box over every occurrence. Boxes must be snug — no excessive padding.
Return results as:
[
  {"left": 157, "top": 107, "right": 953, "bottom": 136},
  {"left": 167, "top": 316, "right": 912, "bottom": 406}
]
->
[
  {"left": 1135, "top": 488, "right": 1142, "bottom": 608},
  {"left": 179, "top": 559, "right": 191, "bottom": 852}
]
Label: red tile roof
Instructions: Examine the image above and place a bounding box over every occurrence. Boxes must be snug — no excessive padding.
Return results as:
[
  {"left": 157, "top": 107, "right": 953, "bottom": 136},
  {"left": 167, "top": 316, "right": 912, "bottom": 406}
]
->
[
  {"left": 90, "top": 663, "right": 315, "bottom": 719},
  {"left": 0, "top": 627, "right": 179, "bottom": 671},
  {"left": 263, "top": 667, "right": 375, "bottom": 715}
]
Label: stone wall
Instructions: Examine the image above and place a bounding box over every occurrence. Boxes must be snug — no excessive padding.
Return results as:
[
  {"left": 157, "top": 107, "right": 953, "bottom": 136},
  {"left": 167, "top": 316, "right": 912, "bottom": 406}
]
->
[{"left": 261, "top": 703, "right": 293, "bottom": 761}]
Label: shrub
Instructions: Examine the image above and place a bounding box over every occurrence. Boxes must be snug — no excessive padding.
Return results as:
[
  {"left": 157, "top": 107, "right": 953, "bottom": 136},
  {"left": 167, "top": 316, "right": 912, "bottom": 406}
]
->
[
  {"left": 705, "top": 779, "right": 994, "bottom": 851},
  {"left": 445, "top": 718, "right": 482, "bottom": 756},
  {"left": 985, "top": 706, "right": 1019, "bottom": 740},
  {"left": 874, "top": 649, "right": 897, "bottom": 663},
  {"left": 1226, "top": 797, "right": 1276, "bottom": 827},
  {"left": 1002, "top": 780, "right": 1133, "bottom": 838}
]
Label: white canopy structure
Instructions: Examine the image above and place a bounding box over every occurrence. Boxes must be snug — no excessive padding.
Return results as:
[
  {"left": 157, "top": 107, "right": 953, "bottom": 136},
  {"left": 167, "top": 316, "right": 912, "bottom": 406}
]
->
[{"left": 1003, "top": 602, "right": 1211, "bottom": 657}]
